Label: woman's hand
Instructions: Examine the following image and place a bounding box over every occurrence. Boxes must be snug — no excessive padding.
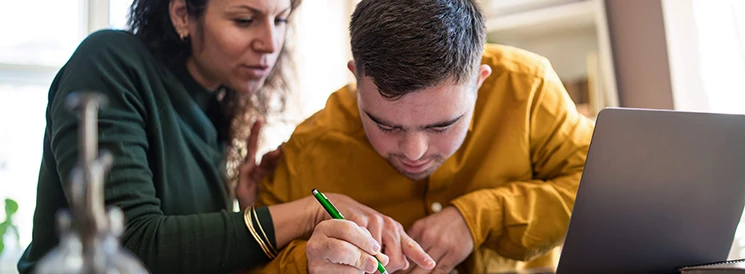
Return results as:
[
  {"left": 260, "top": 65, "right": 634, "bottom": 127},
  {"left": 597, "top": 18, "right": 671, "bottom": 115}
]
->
[
  {"left": 311, "top": 194, "right": 436, "bottom": 273},
  {"left": 236, "top": 120, "right": 283, "bottom": 210},
  {"left": 307, "top": 219, "right": 390, "bottom": 273}
]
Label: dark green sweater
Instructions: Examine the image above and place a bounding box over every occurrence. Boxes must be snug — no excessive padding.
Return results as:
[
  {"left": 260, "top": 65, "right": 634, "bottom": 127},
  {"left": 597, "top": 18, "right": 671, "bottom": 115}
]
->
[{"left": 18, "top": 30, "right": 275, "bottom": 274}]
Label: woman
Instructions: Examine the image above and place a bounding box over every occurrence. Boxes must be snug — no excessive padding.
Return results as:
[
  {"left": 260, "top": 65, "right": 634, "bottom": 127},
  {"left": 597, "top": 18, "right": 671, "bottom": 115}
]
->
[{"left": 17, "top": 0, "right": 398, "bottom": 273}]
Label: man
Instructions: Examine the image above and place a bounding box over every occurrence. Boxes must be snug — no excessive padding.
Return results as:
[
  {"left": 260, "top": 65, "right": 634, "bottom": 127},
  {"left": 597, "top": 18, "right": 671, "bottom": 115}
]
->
[{"left": 256, "top": 0, "right": 594, "bottom": 273}]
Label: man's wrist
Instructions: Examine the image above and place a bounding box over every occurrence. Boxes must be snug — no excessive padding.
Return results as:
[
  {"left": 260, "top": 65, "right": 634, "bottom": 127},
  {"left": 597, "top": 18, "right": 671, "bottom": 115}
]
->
[{"left": 450, "top": 197, "right": 484, "bottom": 249}]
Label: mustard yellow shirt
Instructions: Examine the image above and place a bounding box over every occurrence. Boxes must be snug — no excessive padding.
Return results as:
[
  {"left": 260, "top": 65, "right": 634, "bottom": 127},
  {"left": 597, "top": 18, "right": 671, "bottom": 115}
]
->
[{"left": 255, "top": 44, "right": 594, "bottom": 273}]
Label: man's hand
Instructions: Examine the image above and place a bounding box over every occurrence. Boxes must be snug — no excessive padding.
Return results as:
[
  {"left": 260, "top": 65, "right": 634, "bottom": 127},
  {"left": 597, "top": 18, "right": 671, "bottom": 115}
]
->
[
  {"left": 307, "top": 219, "right": 391, "bottom": 273},
  {"left": 314, "top": 194, "right": 436, "bottom": 272},
  {"left": 405, "top": 207, "right": 473, "bottom": 273},
  {"left": 236, "top": 120, "right": 283, "bottom": 210}
]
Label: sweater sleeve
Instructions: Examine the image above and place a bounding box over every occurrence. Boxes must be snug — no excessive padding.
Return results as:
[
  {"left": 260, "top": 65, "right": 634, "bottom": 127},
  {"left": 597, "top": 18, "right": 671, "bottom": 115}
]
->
[{"left": 46, "top": 30, "right": 275, "bottom": 274}]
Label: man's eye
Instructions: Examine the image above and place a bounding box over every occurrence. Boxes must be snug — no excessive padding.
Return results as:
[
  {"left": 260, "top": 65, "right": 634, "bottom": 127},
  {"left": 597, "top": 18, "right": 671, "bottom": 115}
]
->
[
  {"left": 430, "top": 126, "right": 450, "bottom": 133},
  {"left": 377, "top": 124, "right": 396, "bottom": 132}
]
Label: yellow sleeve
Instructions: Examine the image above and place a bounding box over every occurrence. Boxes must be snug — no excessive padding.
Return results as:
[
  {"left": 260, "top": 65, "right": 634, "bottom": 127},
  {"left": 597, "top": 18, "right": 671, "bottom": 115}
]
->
[{"left": 450, "top": 64, "right": 594, "bottom": 261}]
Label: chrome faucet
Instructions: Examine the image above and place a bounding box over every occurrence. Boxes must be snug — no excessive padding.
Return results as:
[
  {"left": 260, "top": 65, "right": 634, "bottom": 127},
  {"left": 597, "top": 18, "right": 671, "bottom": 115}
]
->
[{"left": 35, "top": 92, "right": 147, "bottom": 274}]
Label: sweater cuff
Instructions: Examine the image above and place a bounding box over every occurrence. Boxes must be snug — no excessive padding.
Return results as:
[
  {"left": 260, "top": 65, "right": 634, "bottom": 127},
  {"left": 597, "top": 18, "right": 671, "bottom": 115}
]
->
[
  {"left": 254, "top": 206, "right": 276, "bottom": 248},
  {"left": 232, "top": 206, "right": 277, "bottom": 263}
]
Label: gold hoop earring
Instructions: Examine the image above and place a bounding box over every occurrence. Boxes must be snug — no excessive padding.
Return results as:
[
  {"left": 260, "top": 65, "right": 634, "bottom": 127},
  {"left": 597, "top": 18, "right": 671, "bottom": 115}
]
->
[{"left": 179, "top": 32, "right": 188, "bottom": 41}]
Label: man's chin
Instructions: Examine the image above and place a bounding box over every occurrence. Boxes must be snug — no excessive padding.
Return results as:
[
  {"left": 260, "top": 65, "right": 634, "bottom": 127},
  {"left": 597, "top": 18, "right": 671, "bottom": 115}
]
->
[
  {"left": 401, "top": 172, "right": 430, "bottom": 181},
  {"left": 387, "top": 157, "right": 444, "bottom": 180},
  {"left": 395, "top": 166, "right": 437, "bottom": 181}
]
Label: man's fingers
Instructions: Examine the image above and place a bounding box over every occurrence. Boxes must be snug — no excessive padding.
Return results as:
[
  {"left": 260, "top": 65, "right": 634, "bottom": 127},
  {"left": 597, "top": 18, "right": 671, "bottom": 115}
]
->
[
  {"left": 407, "top": 221, "right": 424, "bottom": 242},
  {"left": 423, "top": 246, "right": 447, "bottom": 268},
  {"left": 405, "top": 220, "right": 434, "bottom": 271},
  {"left": 407, "top": 265, "right": 432, "bottom": 274},
  {"left": 245, "top": 119, "right": 264, "bottom": 161},
  {"left": 401, "top": 235, "right": 436, "bottom": 270},
  {"left": 380, "top": 226, "right": 407, "bottom": 271},
  {"left": 417, "top": 246, "right": 450, "bottom": 274},
  {"left": 367, "top": 215, "right": 384, "bottom": 254},
  {"left": 432, "top": 250, "right": 460, "bottom": 274}
]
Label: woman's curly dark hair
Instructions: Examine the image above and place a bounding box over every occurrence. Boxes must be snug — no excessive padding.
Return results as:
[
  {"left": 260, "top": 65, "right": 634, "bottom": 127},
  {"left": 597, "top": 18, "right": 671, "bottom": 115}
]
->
[{"left": 127, "top": 0, "right": 301, "bottom": 196}]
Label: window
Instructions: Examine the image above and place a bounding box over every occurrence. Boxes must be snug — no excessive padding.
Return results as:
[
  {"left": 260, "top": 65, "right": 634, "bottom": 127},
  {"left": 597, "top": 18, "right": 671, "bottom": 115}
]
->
[
  {"left": 0, "top": 1, "right": 90, "bottom": 272},
  {"left": 109, "top": 0, "right": 131, "bottom": 30},
  {"left": 0, "top": 83, "right": 49, "bottom": 246},
  {"left": 0, "top": 84, "right": 50, "bottom": 273},
  {"left": 0, "top": 1, "right": 84, "bottom": 67}
]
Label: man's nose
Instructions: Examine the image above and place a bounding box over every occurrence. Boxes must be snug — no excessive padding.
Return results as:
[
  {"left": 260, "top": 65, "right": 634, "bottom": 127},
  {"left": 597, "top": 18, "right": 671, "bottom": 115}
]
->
[{"left": 400, "top": 132, "right": 427, "bottom": 161}]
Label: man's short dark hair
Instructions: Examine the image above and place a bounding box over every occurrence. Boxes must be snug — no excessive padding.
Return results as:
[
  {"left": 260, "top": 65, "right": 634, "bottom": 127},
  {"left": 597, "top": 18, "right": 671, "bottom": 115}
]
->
[{"left": 350, "top": 0, "right": 487, "bottom": 100}]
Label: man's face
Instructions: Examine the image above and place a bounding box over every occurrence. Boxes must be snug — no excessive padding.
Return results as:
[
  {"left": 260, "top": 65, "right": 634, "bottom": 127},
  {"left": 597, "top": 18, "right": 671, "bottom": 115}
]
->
[{"left": 354, "top": 64, "right": 490, "bottom": 180}]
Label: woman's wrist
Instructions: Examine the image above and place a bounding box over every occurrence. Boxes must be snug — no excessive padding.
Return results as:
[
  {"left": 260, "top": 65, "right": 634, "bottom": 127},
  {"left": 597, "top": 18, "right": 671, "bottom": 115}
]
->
[
  {"left": 302, "top": 196, "right": 325, "bottom": 235},
  {"left": 267, "top": 196, "right": 324, "bottom": 248}
]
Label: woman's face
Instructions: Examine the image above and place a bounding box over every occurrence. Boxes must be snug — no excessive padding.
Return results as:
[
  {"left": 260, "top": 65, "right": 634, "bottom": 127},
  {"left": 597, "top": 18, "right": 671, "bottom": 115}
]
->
[{"left": 172, "top": 0, "right": 292, "bottom": 93}]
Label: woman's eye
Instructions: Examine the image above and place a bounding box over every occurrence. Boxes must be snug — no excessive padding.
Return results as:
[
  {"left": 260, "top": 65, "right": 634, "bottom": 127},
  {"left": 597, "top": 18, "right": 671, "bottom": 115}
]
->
[
  {"left": 234, "top": 18, "right": 254, "bottom": 26},
  {"left": 275, "top": 18, "right": 289, "bottom": 25}
]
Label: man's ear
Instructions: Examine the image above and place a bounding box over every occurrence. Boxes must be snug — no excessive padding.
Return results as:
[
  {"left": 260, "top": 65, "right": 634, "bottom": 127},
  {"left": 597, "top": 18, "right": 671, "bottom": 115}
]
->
[
  {"left": 476, "top": 65, "right": 492, "bottom": 89},
  {"left": 347, "top": 60, "right": 357, "bottom": 77},
  {"left": 169, "top": 0, "right": 191, "bottom": 39}
]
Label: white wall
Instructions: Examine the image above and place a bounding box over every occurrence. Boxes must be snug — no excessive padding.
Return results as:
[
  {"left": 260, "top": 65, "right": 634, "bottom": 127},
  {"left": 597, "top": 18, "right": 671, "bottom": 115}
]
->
[
  {"left": 259, "top": 0, "right": 357, "bottom": 154},
  {"left": 689, "top": 0, "right": 745, "bottom": 115},
  {"left": 663, "top": 0, "right": 745, "bottom": 114},
  {"left": 662, "top": 0, "right": 745, "bottom": 259},
  {"left": 661, "top": 0, "right": 708, "bottom": 112},
  {"left": 292, "top": 0, "right": 356, "bottom": 119}
]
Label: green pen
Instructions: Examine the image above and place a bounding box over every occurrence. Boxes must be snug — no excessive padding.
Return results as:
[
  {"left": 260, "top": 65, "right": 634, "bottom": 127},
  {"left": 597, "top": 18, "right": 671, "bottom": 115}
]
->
[{"left": 312, "top": 188, "right": 389, "bottom": 274}]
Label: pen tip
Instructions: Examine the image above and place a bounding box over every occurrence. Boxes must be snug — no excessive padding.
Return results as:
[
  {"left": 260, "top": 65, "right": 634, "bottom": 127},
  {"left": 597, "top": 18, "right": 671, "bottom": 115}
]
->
[{"left": 311, "top": 188, "right": 319, "bottom": 195}]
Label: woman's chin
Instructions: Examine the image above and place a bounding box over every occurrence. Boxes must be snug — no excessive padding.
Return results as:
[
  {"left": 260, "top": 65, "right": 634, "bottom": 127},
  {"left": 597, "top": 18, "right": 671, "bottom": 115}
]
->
[{"left": 229, "top": 78, "right": 266, "bottom": 94}]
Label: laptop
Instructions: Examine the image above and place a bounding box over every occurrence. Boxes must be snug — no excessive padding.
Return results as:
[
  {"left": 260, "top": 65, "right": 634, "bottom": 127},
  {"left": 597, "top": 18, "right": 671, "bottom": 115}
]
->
[{"left": 555, "top": 108, "right": 745, "bottom": 274}]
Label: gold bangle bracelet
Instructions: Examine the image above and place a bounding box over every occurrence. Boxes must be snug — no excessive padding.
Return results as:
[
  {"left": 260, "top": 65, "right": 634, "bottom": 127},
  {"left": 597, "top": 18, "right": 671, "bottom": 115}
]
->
[
  {"left": 244, "top": 207, "right": 274, "bottom": 259},
  {"left": 246, "top": 207, "right": 273, "bottom": 259},
  {"left": 252, "top": 206, "right": 278, "bottom": 256}
]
